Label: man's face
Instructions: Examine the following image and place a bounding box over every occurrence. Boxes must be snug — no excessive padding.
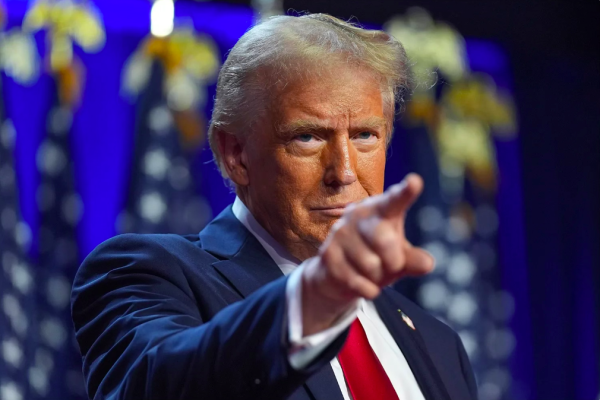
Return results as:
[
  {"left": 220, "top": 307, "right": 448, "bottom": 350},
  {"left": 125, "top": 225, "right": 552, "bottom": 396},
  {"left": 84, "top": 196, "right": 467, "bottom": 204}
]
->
[{"left": 239, "top": 66, "right": 388, "bottom": 260}]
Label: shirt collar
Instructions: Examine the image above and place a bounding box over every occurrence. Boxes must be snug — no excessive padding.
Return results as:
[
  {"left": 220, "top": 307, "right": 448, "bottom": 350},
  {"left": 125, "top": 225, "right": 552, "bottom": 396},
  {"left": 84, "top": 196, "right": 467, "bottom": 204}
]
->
[{"left": 232, "top": 197, "right": 300, "bottom": 275}]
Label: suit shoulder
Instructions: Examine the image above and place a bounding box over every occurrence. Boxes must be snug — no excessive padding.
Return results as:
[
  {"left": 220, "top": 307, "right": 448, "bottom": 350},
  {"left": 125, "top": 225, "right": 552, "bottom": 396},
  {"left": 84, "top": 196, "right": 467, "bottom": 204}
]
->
[
  {"left": 81, "top": 233, "right": 206, "bottom": 264},
  {"left": 87, "top": 232, "right": 199, "bottom": 255},
  {"left": 75, "top": 233, "right": 214, "bottom": 286}
]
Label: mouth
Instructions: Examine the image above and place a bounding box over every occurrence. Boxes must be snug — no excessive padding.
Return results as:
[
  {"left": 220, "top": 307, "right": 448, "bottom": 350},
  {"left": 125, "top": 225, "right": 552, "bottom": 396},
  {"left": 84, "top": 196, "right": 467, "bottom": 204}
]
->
[{"left": 311, "top": 203, "right": 353, "bottom": 217}]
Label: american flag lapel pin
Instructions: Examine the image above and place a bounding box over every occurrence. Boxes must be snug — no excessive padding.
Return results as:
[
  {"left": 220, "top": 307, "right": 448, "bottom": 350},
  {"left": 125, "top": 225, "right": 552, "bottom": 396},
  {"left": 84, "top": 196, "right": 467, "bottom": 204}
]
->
[{"left": 398, "top": 309, "right": 416, "bottom": 330}]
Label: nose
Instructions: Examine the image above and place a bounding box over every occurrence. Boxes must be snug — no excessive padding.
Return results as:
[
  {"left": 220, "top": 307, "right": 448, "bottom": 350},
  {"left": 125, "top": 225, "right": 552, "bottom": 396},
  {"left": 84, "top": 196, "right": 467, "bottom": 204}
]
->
[{"left": 323, "top": 135, "right": 357, "bottom": 188}]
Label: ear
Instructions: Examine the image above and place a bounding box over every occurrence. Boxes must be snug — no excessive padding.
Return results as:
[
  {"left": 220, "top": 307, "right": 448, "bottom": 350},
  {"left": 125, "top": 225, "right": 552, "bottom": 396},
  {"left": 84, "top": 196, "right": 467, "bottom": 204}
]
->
[{"left": 215, "top": 129, "right": 250, "bottom": 186}]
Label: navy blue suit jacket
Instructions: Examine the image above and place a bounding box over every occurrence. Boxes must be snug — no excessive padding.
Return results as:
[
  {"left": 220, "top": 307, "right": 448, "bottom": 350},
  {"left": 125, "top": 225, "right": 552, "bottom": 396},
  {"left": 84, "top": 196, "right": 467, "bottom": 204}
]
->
[{"left": 71, "top": 206, "right": 477, "bottom": 400}]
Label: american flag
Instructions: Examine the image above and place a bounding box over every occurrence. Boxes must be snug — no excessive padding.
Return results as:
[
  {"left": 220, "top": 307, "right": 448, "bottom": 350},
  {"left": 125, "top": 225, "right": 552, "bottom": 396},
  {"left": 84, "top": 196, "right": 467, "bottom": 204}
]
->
[
  {"left": 400, "top": 119, "right": 516, "bottom": 400},
  {"left": 32, "top": 84, "right": 86, "bottom": 399},
  {"left": 0, "top": 80, "right": 36, "bottom": 400},
  {"left": 117, "top": 60, "right": 211, "bottom": 236}
]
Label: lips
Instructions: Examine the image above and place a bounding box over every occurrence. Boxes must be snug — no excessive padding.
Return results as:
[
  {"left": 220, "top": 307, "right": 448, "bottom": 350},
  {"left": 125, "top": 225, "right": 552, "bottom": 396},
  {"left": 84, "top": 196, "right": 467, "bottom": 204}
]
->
[{"left": 311, "top": 202, "right": 353, "bottom": 217}]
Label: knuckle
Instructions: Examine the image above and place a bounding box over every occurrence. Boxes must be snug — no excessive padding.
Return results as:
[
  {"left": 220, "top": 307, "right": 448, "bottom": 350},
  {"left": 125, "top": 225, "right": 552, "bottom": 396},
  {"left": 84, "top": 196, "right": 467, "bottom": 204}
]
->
[
  {"left": 382, "top": 247, "right": 405, "bottom": 273},
  {"left": 327, "top": 263, "right": 347, "bottom": 284},
  {"left": 346, "top": 276, "right": 363, "bottom": 293},
  {"left": 372, "top": 226, "right": 398, "bottom": 252},
  {"left": 359, "top": 254, "right": 381, "bottom": 274}
]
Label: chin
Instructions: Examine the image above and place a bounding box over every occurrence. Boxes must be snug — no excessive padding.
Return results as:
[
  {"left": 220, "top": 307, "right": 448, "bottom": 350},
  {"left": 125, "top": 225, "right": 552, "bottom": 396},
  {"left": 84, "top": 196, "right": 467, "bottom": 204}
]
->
[{"left": 312, "top": 219, "right": 339, "bottom": 243}]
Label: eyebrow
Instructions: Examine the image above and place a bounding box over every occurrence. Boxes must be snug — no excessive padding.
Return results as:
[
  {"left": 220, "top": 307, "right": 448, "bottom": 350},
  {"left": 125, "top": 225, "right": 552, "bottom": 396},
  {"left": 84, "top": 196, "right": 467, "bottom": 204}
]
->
[{"left": 277, "top": 116, "right": 388, "bottom": 135}]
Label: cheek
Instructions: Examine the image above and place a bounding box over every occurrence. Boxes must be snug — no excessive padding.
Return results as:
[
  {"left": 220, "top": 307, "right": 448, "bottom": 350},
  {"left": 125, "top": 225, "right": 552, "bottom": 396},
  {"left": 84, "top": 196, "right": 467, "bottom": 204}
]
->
[
  {"left": 251, "top": 149, "right": 322, "bottom": 205},
  {"left": 357, "top": 147, "right": 386, "bottom": 195},
  {"left": 273, "top": 148, "right": 323, "bottom": 186}
]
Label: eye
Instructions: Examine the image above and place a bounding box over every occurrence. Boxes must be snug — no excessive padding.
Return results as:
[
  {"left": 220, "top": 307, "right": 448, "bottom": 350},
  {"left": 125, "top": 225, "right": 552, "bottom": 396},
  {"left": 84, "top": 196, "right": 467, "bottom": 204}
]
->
[
  {"left": 355, "top": 131, "right": 375, "bottom": 140},
  {"left": 295, "top": 134, "right": 316, "bottom": 142}
]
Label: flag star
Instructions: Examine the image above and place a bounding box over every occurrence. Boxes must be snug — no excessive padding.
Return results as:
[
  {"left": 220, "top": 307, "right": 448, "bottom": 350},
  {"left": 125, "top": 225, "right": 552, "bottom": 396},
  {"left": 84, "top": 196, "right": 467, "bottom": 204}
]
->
[
  {"left": 418, "top": 280, "right": 450, "bottom": 311},
  {"left": 144, "top": 149, "right": 171, "bottom": 180},
  {"left": 139, "top": 192, "right": 167, "bottom": 224},
  {"left": 61, "top": 192, "right": 84, "bottom": 226},
  {"left": 122, "top": 53, "right": 152, "bottom": 95},
  {"left": 2, "top": 337, "right": 23, "bottom": 368},
  {"left": 14, "top": 221, "right": 32, "bottom": 251},
  {"left": 148, "top": 106, "right": 173, "bottom": 134},
  {"left": 9, "top": 261, "right": 33, "bottom": 294},
  {"left": 0, "top": 119, "right": 17, "bottom": 149},
  {"left": 35, "top": 347, "right": 55, "bottom": 372},
  {"left": 29, "top": 366, "right": 49, "bottom": 396},
  {"left": 447, "top": 291, "right": 478, "bottom": 325},
  {"left": 40, "top": 318, "right": 67, "bottom": 349},
  {"left": 447, "top": 252, "right": 476, "bottom": 286},
  {"left": 0, "top": 381, "right": 23, "bottom": 400},
  {"left": 47, "top": 275, "right": 72, "bottom": 309},
  {"left": 166, "top": 72, "right": 200, "bottom": 111},
  {"left": 11, "top": 314, "right": 29, "bottom": 337},
  {"left": 36, "top": 140, "right": 68, "bottom": 176},
  {"left": 2, "top": 294, "right": 21, "bottom": 319},
  {"left": 0, "top": 292, "right": 29, "bottom": 335}
]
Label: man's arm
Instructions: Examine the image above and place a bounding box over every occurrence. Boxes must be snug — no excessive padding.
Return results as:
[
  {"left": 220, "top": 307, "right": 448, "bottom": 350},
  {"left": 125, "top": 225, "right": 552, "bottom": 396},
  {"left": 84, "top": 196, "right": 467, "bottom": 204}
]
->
[{"left": 71, "top": 234, "right": 346, "bottom": 400}]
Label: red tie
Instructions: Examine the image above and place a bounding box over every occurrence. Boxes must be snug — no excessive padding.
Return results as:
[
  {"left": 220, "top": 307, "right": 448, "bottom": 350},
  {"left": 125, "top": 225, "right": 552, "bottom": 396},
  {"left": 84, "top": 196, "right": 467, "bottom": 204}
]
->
[{"left": 338, "top": 319, "right": 399, "bottom": 400}]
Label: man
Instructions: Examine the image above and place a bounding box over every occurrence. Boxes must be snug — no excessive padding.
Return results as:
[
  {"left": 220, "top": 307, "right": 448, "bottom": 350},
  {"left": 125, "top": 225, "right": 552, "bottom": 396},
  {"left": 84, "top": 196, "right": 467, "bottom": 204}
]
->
[{"left": 71, "top": 13, "right": 477, "bottom": 400}]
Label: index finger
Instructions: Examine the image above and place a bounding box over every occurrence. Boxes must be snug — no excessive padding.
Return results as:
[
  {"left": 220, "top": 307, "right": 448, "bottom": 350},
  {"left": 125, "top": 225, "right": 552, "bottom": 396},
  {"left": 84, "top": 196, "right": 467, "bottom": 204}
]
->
[{"left": 377, "top": 173, "right": 424, "bottom": 219}]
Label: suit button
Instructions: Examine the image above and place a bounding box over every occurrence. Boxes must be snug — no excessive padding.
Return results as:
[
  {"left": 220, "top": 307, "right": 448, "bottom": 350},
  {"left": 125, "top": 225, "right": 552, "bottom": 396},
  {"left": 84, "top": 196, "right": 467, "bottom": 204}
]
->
[{"left": 254, "top": 378, "right": 261, "bottom": 385}]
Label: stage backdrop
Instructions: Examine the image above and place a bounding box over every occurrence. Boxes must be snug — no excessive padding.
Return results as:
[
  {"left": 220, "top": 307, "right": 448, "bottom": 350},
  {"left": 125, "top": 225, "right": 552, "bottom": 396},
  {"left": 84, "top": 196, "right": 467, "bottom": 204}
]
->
[{"left": 0, "top": 1, "right": 598, "bottom": 400}]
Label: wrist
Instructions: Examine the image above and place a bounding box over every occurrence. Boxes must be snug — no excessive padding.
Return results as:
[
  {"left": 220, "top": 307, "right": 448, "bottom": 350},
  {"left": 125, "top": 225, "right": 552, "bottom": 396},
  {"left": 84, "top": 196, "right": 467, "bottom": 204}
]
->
[{"left": 301, "top": 271, "right": 357, "bottom": 336}]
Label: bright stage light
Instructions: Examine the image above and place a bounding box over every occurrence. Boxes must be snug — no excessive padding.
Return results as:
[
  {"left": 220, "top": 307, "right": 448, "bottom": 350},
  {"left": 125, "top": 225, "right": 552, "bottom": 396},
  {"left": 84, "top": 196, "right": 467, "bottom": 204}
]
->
[{"left": 150, "top": 0, "right": 174, "bottom": 37}]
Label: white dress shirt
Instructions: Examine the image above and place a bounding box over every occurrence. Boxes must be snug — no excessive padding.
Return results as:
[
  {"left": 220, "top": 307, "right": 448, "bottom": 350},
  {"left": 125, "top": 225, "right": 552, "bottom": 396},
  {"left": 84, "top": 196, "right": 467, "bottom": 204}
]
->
[{"left": 232, "top": 197, "right": 425, "bottom": 400}]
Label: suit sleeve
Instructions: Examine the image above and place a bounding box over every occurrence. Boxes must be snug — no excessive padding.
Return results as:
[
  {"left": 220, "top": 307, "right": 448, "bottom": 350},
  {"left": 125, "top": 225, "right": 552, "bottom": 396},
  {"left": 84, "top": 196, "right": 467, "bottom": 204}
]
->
[
  {"left": 71, "top": 234, "right": 345, "bottom": 400},
  {"left": 455, "top": 332, "right": 478, "bottom": 400}
]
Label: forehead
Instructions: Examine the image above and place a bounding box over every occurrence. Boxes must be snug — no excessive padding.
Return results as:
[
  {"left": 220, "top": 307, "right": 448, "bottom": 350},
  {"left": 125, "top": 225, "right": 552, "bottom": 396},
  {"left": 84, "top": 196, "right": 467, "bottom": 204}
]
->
[{"left": 269, "top": 64, "right": 387, "bottom": 127}]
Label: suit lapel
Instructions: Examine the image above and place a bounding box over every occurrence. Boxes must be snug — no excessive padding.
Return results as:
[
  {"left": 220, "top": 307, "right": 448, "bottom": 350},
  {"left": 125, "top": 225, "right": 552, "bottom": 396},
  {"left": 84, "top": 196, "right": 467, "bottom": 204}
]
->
[
  {"left": 199, "top": 206, "right": 343, "bottom": 400},
  {"left": 200, "top": 206, "right": 284, "bottom": 297},
  {"left": 375, "top": 290, "right": 453, "bottom": 400},
  {"left": 303, "top": 365, "right": 346, "bottom": 400}
]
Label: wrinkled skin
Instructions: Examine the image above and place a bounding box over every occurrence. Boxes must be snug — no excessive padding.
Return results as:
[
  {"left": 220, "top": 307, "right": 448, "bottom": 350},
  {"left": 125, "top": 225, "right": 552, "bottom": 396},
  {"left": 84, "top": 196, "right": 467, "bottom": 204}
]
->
[{"left": 223, "top": 65, "right": 388, "bottom": 261}]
